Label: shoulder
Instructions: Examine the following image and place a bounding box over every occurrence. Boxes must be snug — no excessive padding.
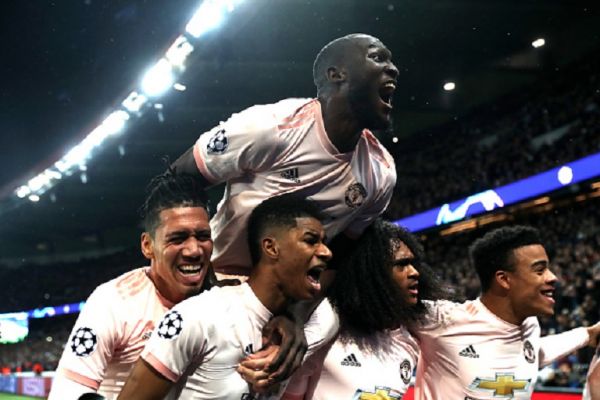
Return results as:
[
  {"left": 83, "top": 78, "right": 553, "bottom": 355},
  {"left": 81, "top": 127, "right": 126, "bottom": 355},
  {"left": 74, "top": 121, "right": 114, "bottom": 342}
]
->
[
  {"left": 228, "top": 98, "right": 314, "bottom": 132},
  {"left": 360, "top": 130, "right": 396, "bottom": 172}
]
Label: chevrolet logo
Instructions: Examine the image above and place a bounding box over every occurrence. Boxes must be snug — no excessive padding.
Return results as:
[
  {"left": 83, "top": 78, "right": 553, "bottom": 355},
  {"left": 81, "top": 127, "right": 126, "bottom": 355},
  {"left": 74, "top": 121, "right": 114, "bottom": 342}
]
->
[
  {"left": 357, "top": 387, "right": 402, "bottom": 400},
  {"left": 470, "top": 373, "right": 530, "bottom": 397}
]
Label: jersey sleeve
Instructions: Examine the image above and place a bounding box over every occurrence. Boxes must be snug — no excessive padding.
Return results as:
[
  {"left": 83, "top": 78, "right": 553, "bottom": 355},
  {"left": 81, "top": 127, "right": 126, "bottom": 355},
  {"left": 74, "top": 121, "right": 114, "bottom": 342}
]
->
[
  {"left": 51, "top": 285, "right": 121, "bottom": 394},
  {"left": 538, "top": 327, "right": 590, "bottom": 367},
  {"left": 416, "top": 300, "right": 457, "bottom": 332},
  {"left": 192, "top": 105, "right": 287, "bottom": 184},
  {"left": 303, "top": 299, "right": 340, "bottom": 358},
  {"left": 141, "top": 300, "right": 206, "bottom": 382},
  {"left": 344, "top": 154, "right": 396, "bottom": 239}
]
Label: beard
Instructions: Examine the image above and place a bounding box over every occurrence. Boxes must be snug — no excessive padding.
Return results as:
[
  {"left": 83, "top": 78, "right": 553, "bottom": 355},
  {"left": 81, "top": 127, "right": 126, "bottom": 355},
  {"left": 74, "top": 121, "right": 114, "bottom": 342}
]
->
[{"left": 347, "top": 80, "right": 392, "bottom": 132}]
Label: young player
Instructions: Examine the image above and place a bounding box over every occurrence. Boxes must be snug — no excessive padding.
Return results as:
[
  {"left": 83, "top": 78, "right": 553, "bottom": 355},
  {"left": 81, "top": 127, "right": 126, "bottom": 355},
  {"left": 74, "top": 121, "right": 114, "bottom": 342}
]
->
[
  {"left": 279, "top": 220, "right": 445, "bottom": 399},
  {"left": 118, "top": 195, "right": 339, "bottom": 399},
  {"left": 413, "top": 225, "right": 600, "bottom": 399}
]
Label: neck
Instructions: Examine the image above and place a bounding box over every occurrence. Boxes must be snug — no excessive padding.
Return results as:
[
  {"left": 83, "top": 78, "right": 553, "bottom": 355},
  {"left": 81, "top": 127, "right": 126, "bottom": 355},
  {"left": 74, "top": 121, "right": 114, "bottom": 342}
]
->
[
  {"left": 247, "top": 264, "right": 289, "bottom": 315},
  {"left": 480, "top": 292, "right": 524, "bottom": 325},
  {"left": 318, "top": 95, "right": 362, "bottom": 153}
]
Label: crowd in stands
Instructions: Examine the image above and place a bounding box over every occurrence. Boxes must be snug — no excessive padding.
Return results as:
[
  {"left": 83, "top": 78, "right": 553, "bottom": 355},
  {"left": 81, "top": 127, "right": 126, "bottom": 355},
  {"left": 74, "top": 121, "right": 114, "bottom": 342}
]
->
[
  {"left": 386, "top": 48, "right": 600, "bottom": 219},
  {"left": 0, "top": 46, "right": 598, "bottom": 390}
]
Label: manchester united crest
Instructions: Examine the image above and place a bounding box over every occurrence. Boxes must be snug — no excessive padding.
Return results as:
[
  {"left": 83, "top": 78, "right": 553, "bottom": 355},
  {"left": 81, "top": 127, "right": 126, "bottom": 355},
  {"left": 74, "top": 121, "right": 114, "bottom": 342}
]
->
[
  {"left": 345, "top": 183, "right": 367, "bottom": 208},
  {"left": 523, "top": 340, "right": 535, "bottom": 364}
]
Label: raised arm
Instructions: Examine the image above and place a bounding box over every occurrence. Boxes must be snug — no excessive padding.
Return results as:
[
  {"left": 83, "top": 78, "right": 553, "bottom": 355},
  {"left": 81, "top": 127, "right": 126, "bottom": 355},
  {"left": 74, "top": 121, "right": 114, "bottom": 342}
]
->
[{"left": 539, "top": 322, "right": 600, "bottom": 366}]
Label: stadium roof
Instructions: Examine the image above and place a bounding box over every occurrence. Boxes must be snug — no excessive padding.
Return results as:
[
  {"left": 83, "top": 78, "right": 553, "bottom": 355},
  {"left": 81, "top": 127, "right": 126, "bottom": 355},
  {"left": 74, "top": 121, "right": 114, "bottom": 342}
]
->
[{"left": 1, "top": 0, "right": 599, "bottom": 263}]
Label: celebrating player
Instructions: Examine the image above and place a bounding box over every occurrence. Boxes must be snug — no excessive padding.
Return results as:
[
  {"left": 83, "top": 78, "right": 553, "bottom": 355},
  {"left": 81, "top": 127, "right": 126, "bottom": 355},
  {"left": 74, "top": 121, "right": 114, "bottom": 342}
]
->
[
  {"left": 49, "top": 173, "right": 215, "bottom": 399},
  {"left": 279, "top": 219, "right": 446, "bottom": 399},
  {"left": 172, "top": 33, "right": 398, "bottom": 276},
  {"left": 413, "top": 225, "right": 600, "bottom": 399},
  {"left": 118, "top": 195, "right": 339, "bottom": 399}
]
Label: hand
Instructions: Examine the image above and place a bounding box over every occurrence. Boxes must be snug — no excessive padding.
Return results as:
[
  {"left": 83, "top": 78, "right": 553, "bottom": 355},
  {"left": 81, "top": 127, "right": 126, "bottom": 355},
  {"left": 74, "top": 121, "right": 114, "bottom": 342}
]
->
[
  {"left": 238, "top": 345, "right": 280, "bottom": 394},
  {"left": 588, "top": 322, "right": 600, "bottom": 348},
  {"left": 261, "top": 315, "right": 307, "bottom": 382}
]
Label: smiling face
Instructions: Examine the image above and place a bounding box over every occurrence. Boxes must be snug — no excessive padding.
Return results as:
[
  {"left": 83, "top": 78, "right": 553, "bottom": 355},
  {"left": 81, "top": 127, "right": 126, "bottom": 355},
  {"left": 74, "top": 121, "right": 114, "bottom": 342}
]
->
[
  {"left": 343, "top": 34, "right": 399, "bottom": 131},
  {"left": 274, "top": 216, "right": 332, "bottom": 301},
  {"left": 391, "top": 240, "right": 420, "bottom": 306},
  {"left": 142, "top": 206, "right": 213, "bottom": 304},
  {"left": 506, "top": 244, "right": 558, "bottom": 321}
]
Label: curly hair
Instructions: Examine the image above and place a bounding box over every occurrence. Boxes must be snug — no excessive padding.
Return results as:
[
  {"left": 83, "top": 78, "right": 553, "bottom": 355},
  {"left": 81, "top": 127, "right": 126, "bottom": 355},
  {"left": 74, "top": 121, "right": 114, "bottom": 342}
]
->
[
  {"left": 469, "top": 225, "right": 543, "bottom": 292},
  {"left": 327, "top": 219, "right": 446, "bottom": 335},
  {"left": 139, "top": 170, "right": 209, "bottom": 236}
]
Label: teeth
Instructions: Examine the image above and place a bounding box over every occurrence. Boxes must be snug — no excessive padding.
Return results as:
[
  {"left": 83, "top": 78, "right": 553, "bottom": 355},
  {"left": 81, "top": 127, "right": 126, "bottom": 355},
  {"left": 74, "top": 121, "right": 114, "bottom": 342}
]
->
[
  {"left": 384, "top": 83, "right": 396, "bottom": 89},
  {"left": 179, "top": 265, "right": 202, "bottom": 273}
]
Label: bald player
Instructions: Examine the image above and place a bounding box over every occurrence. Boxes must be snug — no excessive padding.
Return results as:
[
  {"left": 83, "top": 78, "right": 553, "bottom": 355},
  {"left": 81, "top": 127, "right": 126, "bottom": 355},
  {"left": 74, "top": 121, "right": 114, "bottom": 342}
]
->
[{"left": 172, "top": 33, "right": 398, "bottom": 276}]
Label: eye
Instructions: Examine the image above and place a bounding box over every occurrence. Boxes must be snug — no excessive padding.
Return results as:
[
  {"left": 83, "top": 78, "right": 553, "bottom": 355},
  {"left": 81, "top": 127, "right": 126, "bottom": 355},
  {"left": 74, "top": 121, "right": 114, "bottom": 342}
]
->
[{"left": 369, "top": 53, "right": 383, "bottom": 62}]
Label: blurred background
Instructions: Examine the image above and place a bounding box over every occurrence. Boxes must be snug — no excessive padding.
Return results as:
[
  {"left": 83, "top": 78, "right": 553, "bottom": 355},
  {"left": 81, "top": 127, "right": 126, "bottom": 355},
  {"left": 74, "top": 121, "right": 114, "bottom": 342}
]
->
[{"left": 0, "top": 0, "right": 599, "bottom": 398}]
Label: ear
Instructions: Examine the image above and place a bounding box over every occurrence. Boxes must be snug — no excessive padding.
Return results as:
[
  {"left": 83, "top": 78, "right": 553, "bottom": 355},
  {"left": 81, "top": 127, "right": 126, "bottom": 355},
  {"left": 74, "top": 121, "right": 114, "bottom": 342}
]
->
[
  {"left": 327, "top": 66, "right": 346, "bottom": 83},
  {"left": 494, "top": 270, "right": 511, "bottom": 291},
  {"left": 141, "top": 232, "right": 155, "bottom": 260},
  {"left": 262, "top": 237, "right": 279, "bottom": 260}
]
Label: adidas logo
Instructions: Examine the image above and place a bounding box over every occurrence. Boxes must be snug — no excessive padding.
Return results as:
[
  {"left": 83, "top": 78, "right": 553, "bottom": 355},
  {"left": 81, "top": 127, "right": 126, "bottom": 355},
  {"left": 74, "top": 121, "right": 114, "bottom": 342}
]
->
[
  {"left": 458, "top": 345, "right": 480, "bottom": 358},
  {"left": 341, "top": 353, "right": 361, "bottom": 367},
  {"left": 244, "top": 344, "right": 254, "bottom": 355},
  {"left": 280, "top": 168, "right": 300, "bottom": 183}
]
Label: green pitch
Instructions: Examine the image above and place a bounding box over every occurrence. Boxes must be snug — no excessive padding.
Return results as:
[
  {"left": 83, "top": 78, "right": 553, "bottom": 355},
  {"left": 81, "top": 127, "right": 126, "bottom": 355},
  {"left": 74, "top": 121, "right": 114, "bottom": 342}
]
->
[{"left": 0, "top": 394, "right": 42, "bottom": 400}]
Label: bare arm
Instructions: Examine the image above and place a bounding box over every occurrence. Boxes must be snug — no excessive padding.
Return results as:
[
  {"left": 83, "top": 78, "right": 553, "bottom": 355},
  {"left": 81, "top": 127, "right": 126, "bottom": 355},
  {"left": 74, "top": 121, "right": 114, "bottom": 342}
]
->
[{"left": 117, "top": 359, "right": 173, "bottom": 400}]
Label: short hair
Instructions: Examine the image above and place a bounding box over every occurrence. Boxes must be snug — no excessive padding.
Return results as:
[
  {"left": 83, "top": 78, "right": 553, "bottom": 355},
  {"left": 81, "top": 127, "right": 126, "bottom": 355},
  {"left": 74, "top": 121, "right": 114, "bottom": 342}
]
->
[
  {"left": 247, "top": 194, "right": 323, "bottom": 266},
  {"left": 313, "top": 33, "right": 368, "bottom": 92},
  {"left": 327, "top": 219, "right": 445, "bottom": 335},
  {"left": 469, "top": 225, "right": 543, "bottom": 292},
  {"left": 139, "top": 172, "right": 209, "bottom": 235}
]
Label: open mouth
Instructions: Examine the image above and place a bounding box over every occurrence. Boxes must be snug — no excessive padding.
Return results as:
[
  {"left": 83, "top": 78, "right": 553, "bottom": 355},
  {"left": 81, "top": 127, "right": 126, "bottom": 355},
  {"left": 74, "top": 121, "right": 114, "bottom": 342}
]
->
[
  {"left": 176, "top": 264, "right": 205, "bottom": 284},
  {"left": 541, "top": 288, "right": 555, "bottom": 304},
  {"left": 408, "top": 281, "right": 419, "bottom": 296},
  {"left": 379, "top": 81, "right": 396, "bottom": 110},
  {"left": 307, "top": 265, "right": 325, "bottom": 291}
]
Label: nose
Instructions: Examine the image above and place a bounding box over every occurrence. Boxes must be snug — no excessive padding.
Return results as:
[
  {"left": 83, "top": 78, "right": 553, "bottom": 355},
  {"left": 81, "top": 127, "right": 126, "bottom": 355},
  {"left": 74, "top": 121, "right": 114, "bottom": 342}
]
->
[
  {"left": 317, "top": 242, "right": 333, "bottom": 262},
  {"left": 407, "top": 263, "right": 420, "bottom": 279},
  {"left": 182, "top": 238, "right": 204, "bottom": 259},
  {"left": 385, "top": 61, "right": 399, "bottom": 80},
  {"left": 545, "top": 268, "right": 558, "bottom": 284}
]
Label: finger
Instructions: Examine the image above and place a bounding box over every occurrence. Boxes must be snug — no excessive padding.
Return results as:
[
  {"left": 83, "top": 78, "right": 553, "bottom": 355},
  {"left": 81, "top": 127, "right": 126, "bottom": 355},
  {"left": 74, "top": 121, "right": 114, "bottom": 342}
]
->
[
  {"left": 237, "top": 365, "right": 270, "bottom": 383},
  {"left": 269, "top": 343, "right": 306, "bottom": 381},
  {"left": 239, "top": 357, "right": 270, "bottom": 370}
]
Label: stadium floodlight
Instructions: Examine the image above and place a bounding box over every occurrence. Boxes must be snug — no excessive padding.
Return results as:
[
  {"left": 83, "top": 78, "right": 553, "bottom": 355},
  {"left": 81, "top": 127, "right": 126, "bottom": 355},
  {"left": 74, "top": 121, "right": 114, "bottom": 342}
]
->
[
  {"left": 101, "top": 110, "right": 130, "bottom": 136},
  {"left": 443, "top": 82, "right": 456, "bottom": 91},
  {"left": 122, "top": 91, "right": 148, "bottom": 113},
  {"left": 141, "top": 58, "right": 175, "bottom": 97},
  {"left": 186, "top": 0, "right": 229, "bottom": 38},
  {"left": 16, "top": 185, "right": 31, "bottom": 198},
  {"left": 166, "top": 35, "right": 194, "bottom": 69},
  {"left": 173, "top": 83, "right": 187, "bottom": 91},
  {"left": 28, "top": 194, "right": 40, "bottom": 202},
  {"left": 532, "top": 38, "right": 545, "bottom": 48},
  {"left": 392, "top": 137, "right": 399, "bottom": 143}
]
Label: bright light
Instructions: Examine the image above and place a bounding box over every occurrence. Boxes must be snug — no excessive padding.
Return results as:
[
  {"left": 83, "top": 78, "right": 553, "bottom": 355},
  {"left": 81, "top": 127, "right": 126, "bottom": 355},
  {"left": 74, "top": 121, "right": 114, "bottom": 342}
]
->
[
  {"left": 28, "top": 194, "right": 40, "bottom": 202},
  {"left": 443, "top": 82, "right": 456, "bottom": 91},
  {"left": 532, "top": 38, "right": 545, "bottom": 48},
  {"left": 166, "top": 36, "right": 194, "bottom": 69},
  {"left": 141, "top": 58, "right": 175, "bottom": 97},
  {"left": 186, "top": 0, "right": 226, "bottom": 38},
  {"left": 122, "top": 91, "right": 148, "bottom": 113},
  {"left": 557, "top": 166, "right": 573, "bottom": 185},
  {"left": 392, "top": 137, "right": 399, "bottom": 143},
  {"left": 102, "top": 110, "right": 129, "bottom": 136},
  {"left": 16, "top": 186, "right": 31, "bottom": 198},
  {"left": 173, "top": 83, "right": 187, "bottom": 91}
]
